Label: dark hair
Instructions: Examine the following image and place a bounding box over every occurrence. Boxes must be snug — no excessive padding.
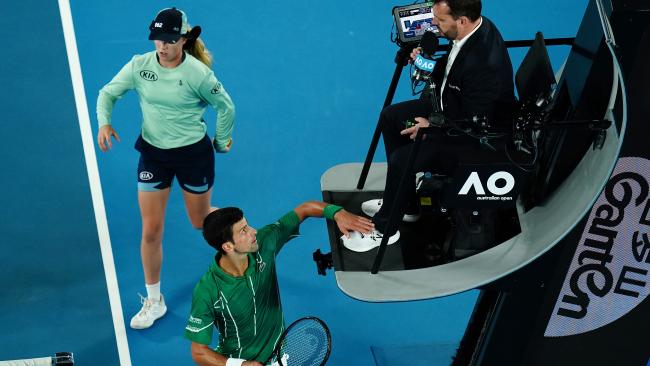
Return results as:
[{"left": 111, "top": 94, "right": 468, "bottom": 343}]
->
[
  {"left": 202, "top": 207, "right": 244, "bottom": 252},
  {"left": 434, "top": 0, "right": 482, "bottom": 22}
]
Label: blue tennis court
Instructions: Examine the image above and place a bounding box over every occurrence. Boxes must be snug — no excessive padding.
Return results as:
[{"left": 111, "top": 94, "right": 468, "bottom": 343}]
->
[{"left": 0, "top": 0, "right": 587, "bottom": 365}]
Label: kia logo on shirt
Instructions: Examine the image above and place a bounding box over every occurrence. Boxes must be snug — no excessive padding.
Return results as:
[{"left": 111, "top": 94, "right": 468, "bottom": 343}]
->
[
  {"left": 210, "top": 82, "right": 222, "bottom": 94},
  {"left": 140, "top": 70, "right": 158, "bottom": 81},
  {"left": 140, "top": 172, "right": 154, "bottom": 180}
]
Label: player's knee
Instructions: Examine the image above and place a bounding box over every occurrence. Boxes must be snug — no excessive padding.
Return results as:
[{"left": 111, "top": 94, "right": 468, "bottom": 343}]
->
[
  {"left": 188, "top": 208, "right": 213, "bottom": 230},
  {"left": 142, "top": 224, "right": 164, "bottom": 244},
  {"left": 189, "top": 217, "right": 203, "bottom": 230},
  {"left": 187, "top": 201, "right": 217, "bottom": 229}
]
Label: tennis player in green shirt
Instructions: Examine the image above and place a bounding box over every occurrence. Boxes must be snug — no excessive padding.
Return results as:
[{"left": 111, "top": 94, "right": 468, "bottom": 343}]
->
[
  {"left": 185, "top": 201, "right": 373, "bottom": 366},
  {"left": 96, "top": 7, "right": 235, "bottom": 329}
]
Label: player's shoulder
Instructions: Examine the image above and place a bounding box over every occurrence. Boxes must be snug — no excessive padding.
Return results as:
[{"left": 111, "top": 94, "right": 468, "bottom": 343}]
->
[
  {"left": 192, "top": 263, "right": 221, "bottom": 295},
  {"left": 256, "top": 218, "right": 282, "bottom": 242},
  {"left": 256, "top": 212, "right": 300, "bottom": 250},
  {"left": 184, "top": 53, "right": 214, "bottom": 78}
]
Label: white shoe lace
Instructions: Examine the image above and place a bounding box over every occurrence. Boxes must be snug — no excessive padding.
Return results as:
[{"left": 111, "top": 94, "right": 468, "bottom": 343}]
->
[{"left": 136, "top": 293, "right": 154, "bottom": 318}]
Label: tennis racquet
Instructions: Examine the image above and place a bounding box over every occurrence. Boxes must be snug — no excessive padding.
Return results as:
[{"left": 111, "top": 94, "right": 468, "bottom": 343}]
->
[{"left": 264, "top": 316, "right": 331, "bottom": 366}]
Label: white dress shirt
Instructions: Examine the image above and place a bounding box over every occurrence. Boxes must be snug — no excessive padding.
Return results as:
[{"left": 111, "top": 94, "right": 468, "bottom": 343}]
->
[{"left": 440, "top": 17, "right": 483, "bottom": 110}]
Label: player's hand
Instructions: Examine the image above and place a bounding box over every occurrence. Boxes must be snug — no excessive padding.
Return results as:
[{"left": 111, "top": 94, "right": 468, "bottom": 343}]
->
[
  {"left": 333, "top": 209, "right": 374, "bottom": 237},
  {"left": 409, "top": 46, "right": 422, "bottom": 63},
  {"left": 242, "top": 361, "right": 262, "bottom": 366},
  {"left": 214, "top": 137, "right": 233, "bottom": 153},
  {"left": 400, "top": 116, "right": 430, "bottom": 140},
  {"left": 223, "top": 138, "right": 233, "bottom": 152},
  {"left": 97, "top": 125, "right": 121, "bottom": 152}
]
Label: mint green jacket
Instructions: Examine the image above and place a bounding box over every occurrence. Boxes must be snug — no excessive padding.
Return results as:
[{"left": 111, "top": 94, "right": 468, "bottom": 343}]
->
[{"left": 97, "top": 51, "right": 235, "bottom": 150}]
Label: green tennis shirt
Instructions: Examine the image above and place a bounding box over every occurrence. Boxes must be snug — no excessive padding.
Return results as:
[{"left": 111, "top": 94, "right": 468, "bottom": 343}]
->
[
  {"left": 97, "top": 51, "right": 235, "bottom": 150},
  {"left": 184, "top": 211, "right": 300, "bottom": 361}
]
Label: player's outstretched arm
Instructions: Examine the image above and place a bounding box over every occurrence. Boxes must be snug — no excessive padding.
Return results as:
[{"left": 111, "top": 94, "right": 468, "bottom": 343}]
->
[{"left": 293, "top": 201, "right": 373, "bottom": 237}]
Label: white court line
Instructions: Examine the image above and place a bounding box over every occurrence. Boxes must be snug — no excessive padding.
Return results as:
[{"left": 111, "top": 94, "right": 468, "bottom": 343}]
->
[{"left": 57, "top": 1, "right": 132, "bottom": 365}]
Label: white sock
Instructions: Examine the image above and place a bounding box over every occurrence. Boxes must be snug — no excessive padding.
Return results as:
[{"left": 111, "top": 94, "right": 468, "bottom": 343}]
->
[{"left": 145, "top": 282, "right": 161, "bottom": 302}]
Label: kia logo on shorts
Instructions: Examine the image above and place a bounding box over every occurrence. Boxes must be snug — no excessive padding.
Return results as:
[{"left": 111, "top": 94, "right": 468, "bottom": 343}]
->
[
  {"left": 139, "top": 70, "right": 158, "bottom": 81},
  {"left": 140, "top": 171, "right": 154, "bottom": 180}
]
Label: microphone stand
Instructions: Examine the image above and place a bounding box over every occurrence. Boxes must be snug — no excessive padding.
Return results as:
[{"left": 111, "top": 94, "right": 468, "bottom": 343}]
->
[
  {"left": 372, "top": 78, "right": 441, "bottom": 274},
  {"left": 426, "top": 80, "right": 445, "bottom": 127},
  {"left": 371, "top": 126, "right": 434, "bottom": 274}
]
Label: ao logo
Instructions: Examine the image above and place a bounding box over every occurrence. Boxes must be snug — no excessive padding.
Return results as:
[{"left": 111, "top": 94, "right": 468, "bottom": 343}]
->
[
  {"left": 140, "top": 171, "right": 153, "bottom": 181},
  {"left": 458, "top": 171, "right": 515, "bottom": 195},
  {"left": 414, "top": 55, "right": 435, "bottom": 72}
]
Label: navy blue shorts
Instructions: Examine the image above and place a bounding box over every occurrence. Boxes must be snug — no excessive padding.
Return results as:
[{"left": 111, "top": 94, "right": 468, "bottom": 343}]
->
[{"left": 135, "top": 135, "right": 215, "bottom": 194}]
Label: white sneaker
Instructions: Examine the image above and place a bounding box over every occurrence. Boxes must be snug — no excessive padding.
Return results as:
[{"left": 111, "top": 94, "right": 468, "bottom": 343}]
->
[
  {"left": 130, "top": 293, "right": 167, "bottom": 329},
  {"left": 341, "top": 229, "right": 401, "bottom": 252},
  {"left": 361, "top": 199, "right": 420, "bottom": 222}
]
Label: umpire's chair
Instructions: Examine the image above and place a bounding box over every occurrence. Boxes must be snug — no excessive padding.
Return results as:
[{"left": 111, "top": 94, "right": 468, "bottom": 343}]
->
[{"left": 410, "top": 31, "right": 556, "bottom": 260}]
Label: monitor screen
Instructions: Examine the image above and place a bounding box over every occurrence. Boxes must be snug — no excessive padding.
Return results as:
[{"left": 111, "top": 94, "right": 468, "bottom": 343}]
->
[{"left": 393, "top": 2, "right": 434, "bottom": 44}]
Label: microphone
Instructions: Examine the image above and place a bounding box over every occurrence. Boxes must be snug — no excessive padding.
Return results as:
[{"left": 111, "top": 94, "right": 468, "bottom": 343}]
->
[
  {"left": 426, "top": 25, "right": 443, "bottom": 38},
  {"left": 412, "top": 30, "right": 439, "bottom": 82}
]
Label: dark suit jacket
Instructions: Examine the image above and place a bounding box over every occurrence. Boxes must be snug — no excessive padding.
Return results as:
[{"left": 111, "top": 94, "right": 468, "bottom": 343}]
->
[{"left": 431, "top": 17, "right": 515, "bottom": 127}]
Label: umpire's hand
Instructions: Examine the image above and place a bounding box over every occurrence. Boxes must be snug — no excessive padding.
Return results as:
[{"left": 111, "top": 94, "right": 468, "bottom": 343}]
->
[{"left": 400, "top": 117, "right": 431, "bottom": 140}]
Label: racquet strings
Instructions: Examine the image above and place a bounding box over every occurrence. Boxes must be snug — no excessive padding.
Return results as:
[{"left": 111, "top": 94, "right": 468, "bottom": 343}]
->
[{"left": 277, "top": 318, "right": 330, "bottom": 366}]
